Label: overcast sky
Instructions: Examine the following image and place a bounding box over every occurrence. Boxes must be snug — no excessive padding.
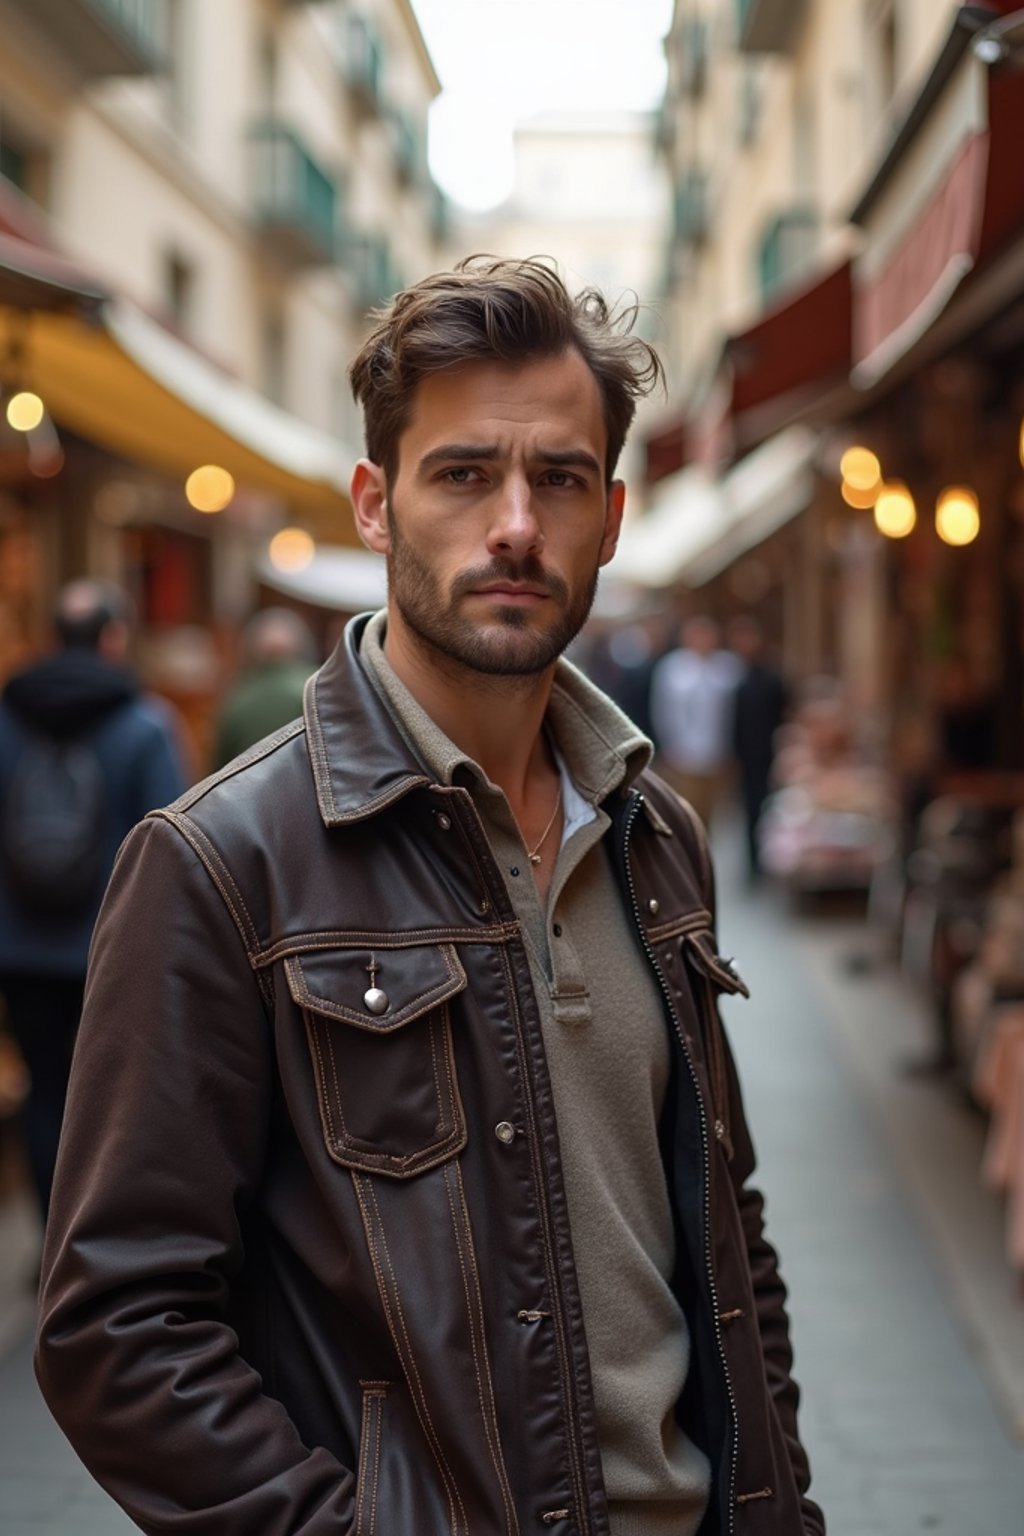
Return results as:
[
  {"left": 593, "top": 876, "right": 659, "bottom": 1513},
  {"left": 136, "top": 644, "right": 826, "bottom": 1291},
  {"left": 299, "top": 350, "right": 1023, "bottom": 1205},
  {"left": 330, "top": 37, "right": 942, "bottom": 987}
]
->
[{"left": 410, "top": 0, "right": 673, "bottom": 209}]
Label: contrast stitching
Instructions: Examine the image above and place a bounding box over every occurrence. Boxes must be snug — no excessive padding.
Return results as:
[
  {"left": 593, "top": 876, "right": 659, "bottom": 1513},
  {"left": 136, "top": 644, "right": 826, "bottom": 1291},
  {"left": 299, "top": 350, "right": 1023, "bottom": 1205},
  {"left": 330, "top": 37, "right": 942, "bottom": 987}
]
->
[
  {"left": 165, "top": 719, "right": 305, "bottom": 811},
  {"left": 284, "top": 945, "right": 467, "bottom": 1032},
  {"left": 497, "top": 943, "right": 589, "bottom": 1535},
  {"left": 446, "top": 1161, "right": 520, "bottom": 1536},
  {"left": 255, "top": 923, "right": 521, "bottom": 967},
  {"left": 362, "top": 1176, "right": 469, "bottom": 1534},
  {"left": 150, "top": 811, "right": 274, "bottom": 1011},
  {"left": 350, "top": 1175, "right": 464, "bottom": 1536},
  {"left": 154, "top": 812, "right": 259, "bottom": 957}
]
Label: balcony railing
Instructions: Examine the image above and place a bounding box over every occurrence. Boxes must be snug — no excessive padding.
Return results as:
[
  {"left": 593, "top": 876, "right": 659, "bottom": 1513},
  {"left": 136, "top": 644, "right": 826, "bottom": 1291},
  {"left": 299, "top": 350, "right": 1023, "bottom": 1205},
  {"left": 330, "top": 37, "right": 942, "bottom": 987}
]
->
[
  {"left": 737, "top": 0, "right": 809, "bottom": 54},
  {"left": 28, "top": 0, "right": 168, "bottom": 78},
  {"left": 342, "top": 14, "right": 384, "bottom": 119},
  {"left": 757, "top": 206, "right": 818, "bottom": 302},
  {"left": 390, "top": 109, "right": 421, "bottom": 187},
  {"left": 673, "top": 169, "right": 709, "bottom": 246},
  {"left": 249, "top": 121, "right": 338, "bottom": 269},
  {"left": 345, "top": 233, "right": 402, "bottom": 313}
]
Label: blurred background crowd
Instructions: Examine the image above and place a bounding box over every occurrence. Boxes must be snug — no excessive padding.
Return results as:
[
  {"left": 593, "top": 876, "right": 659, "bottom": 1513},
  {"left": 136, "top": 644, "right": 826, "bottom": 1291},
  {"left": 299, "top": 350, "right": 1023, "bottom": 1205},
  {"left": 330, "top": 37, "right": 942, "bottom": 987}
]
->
[{"left": 1, "top": 0, "right": 1024, "bottom": 1492}]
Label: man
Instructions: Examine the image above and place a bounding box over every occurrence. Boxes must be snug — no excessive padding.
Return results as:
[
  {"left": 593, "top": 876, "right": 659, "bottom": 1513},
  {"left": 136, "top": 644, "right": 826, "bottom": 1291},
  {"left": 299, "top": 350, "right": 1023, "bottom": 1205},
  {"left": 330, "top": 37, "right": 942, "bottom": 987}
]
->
[
  {"left": 37, "top": 260, "right": 823, "bottom": 1536},
  {"left": 211, "top": 607, "right": 318, "bottom": 769},
  {"left": 650, "top": 618, "right": 741, "bottom": 830},
  {"left": 0, "top": 579, "right": 186, "bottom": 1223},
  {"left": 728, "top": 617, "right": 788, "bottom": 882}
]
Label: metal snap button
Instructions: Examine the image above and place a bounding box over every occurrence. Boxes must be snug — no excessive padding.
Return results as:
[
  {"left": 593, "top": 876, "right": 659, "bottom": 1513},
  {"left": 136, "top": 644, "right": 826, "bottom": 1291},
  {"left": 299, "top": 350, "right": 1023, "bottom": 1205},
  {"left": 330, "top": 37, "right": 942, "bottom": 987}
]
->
[
  {"left": 494, "top": 1121, "right": 516, "bottom": 1145},
  {"left": 647, "top": 898, "right": 660, "bottom": 915},
  {"left": 436, "top": 812, "right": 452, "bottom": 831},
  {"left": 363, "top": 988, "right": 390, "bottom": 1015}
]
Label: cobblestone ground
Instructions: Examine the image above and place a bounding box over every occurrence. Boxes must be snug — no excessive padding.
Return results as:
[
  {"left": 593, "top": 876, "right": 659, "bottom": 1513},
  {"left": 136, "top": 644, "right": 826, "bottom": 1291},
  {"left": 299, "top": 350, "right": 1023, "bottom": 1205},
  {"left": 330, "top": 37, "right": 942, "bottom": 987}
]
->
[{"left": 1, "top": 823, "right": 1023, "bottom": 1533}]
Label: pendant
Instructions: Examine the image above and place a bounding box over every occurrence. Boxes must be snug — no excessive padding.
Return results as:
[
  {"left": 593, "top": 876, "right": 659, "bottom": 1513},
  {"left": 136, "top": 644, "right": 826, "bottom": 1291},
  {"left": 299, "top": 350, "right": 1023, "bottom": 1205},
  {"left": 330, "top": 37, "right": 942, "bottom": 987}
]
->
[{"left": 528, "top": 852, "right": 542, "bottom": 865}]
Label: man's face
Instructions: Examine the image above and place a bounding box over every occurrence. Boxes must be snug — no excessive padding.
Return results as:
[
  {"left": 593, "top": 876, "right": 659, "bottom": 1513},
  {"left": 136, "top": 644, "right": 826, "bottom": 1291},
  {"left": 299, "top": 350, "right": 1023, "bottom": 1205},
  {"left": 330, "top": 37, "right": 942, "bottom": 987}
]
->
[{"left": 353, "top": 350, "right": 625, "bottom": 679}]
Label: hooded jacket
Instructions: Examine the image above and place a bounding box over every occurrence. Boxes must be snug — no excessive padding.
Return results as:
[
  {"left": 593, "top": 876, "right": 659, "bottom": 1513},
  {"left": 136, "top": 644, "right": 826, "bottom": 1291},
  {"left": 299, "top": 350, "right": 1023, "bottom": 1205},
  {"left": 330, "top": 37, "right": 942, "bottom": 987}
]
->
[
  {"left": 36, "top": 617, "right": 825, "bottom": 1536},
  {"left": 0, "top": 648, "right": 186, "bottom": 975}
]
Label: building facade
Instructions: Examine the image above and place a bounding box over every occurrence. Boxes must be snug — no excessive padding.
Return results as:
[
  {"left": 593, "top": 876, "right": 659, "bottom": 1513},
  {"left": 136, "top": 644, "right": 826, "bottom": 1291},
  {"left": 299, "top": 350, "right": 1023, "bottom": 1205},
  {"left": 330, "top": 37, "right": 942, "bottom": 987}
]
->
[
  {"left": 0, "top": 0, "right": 445, "bottom": 749},
  {"left": 642, "top": 0, "right": 1024, "bottom": 781}
]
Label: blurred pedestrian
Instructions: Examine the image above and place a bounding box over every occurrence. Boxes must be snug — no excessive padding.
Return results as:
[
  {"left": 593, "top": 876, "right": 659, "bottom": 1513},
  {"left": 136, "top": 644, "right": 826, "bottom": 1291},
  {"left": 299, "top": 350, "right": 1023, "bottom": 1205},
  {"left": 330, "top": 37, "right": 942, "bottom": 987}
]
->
[
  {"left": 211, "top": 607, "right": 318, "bottom": 769},
  {"left": 0, "top": 579, "right": 187, "bottom": 1225},
  {"left": 728, "top": 616, "right": 788, "bottom": 880},
  {"left": 649, "top": 615, "right": 741, "bottom": 827}
]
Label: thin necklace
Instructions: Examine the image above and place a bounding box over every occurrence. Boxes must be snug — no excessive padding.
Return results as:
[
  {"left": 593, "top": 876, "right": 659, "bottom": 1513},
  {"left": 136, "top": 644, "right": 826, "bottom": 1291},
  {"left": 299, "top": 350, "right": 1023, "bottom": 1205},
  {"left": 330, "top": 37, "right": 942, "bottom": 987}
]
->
[{"left": 524, "top": 783, "right": 563, "bottom": 866}]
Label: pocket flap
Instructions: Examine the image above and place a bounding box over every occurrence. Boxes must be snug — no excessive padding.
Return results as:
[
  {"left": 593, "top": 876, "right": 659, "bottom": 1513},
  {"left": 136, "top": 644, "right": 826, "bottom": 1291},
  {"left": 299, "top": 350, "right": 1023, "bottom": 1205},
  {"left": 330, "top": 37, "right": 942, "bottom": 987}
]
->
[
  {"left": 683, "top": 929, "right": 750, "bottom": 998},
  {"left": 284, "top": 942, "right": 468, "bottom": 1032}
]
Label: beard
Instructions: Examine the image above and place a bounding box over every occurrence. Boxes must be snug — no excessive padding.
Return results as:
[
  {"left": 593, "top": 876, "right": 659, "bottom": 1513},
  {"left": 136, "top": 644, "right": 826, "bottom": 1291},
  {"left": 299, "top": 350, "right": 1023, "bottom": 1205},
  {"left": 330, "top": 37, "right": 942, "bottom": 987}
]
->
[{"left": 386, "top": 500, "right": 599, "bottom": 678}]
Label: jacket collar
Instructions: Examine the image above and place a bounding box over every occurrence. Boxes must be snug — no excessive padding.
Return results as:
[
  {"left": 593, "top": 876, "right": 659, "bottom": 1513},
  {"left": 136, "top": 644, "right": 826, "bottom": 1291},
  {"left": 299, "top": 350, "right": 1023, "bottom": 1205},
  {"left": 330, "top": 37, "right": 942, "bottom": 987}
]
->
[
  {"left": 304, "top": 610, "right": 653, "bottom": 828},
  {"left": 303, "top": 614, "right": 433, "bottom": 826}
]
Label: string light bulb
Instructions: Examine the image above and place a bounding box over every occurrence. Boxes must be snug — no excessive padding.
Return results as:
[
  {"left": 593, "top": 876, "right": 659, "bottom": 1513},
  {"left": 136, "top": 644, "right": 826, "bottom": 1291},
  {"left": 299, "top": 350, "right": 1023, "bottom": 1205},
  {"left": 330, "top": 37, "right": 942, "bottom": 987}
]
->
[
  {"left": 873, "top": 481, "right": 917, "bottom": 539},
  {"left": 185, "top": 464, "right": 235, "bottom": 513},
  {"left": 268, "top": 527, "right": 315, "bottom": 572},
  {"left": 6, "top": 391, "right": 45, "bottom": 432},
  {"left": 935, "top": 486, "right": 980, "bottom": 547}
]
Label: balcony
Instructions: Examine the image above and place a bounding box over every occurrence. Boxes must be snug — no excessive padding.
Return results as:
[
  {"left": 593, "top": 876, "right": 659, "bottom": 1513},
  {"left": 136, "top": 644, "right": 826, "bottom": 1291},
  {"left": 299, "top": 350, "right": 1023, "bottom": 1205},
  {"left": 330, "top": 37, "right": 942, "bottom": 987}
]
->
[
  {"left": 24, "top": 0, "right": 168, "bottom": 78},
  {"left": 756, "top": 206, "right": 818, "bottom": 302},
  {"left": 341, "top": 14, "right": 384, "bottom": 120},
  {"left": 737, "top": 0, "right": 809, "bottom": 54},
  {"left": 249, "top": 121, "right": 337, "bottom": 269},
  {"left": 679, "top": 17, "right": 709, "bottom": 97},
  {"left": 345, "top": 233, "right": 401, "bottom": 313},
  {"left": 390, "top": 108, "right": 421, "bottom": 188},
  {"left": 672, "top": 169, "right": 709, "bottom": 246}
]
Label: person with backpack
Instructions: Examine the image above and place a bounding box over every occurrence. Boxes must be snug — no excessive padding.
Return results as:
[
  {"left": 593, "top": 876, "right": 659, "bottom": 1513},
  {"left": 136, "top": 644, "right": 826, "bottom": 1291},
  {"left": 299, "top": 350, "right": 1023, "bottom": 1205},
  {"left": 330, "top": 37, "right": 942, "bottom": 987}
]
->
[{"left": 0, "top": 579, "right": 187, "bottom": 1226}]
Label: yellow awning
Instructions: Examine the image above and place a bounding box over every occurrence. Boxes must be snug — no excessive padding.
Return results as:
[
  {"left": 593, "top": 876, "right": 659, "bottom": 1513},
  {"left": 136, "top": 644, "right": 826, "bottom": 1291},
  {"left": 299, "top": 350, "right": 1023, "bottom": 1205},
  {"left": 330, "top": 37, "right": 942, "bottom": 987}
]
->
[{"left": 0, "top": 286, "right": 359, "bottom": 544}]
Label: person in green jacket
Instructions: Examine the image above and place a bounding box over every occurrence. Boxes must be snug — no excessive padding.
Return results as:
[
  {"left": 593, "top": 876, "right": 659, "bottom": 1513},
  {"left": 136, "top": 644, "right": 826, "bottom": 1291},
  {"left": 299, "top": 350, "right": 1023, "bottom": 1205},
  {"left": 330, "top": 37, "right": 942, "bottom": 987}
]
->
[{"left": 212, "top": 608, "right": 318, "bottom": 769}]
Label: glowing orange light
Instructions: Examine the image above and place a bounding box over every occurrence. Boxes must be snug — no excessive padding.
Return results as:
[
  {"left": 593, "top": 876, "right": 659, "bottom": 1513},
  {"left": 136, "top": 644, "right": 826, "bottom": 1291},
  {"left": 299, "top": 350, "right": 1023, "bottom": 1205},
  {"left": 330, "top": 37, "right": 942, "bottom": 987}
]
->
[
  {"left": 185, "top": 464, "right": 235, "bottom": 513},
  {"left": 873, "top": 481, "right": 916, "bottom": 539},
  {"left": 841, "top": 479, "right": 880, "bottom": 510},
  {"left": 840, "top": 446, "right": 881, "bottom": 490},
  {"left": 268, "top": 527, "right": 315, "bottom": 572},
  {"left": 6, "top": 391, "right": 45, "bottom": 432},
  {"left": 935, "top": 486, "right": 980, "bottom": 547}
]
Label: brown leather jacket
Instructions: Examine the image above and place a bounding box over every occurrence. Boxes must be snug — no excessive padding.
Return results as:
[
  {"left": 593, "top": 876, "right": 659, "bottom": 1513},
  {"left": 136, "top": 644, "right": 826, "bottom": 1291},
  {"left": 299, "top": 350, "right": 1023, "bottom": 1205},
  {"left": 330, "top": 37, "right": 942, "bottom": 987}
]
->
[{"left": 37, "top": 617, "right": 825, "bottom": 1536}]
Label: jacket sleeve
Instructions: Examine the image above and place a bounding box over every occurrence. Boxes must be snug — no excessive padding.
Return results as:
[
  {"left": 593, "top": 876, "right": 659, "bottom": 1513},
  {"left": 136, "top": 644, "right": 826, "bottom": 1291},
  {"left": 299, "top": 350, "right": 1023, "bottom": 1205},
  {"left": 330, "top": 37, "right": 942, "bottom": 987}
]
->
[{"left": 35, "top": 815, "right": 356, "bottom": 1536}]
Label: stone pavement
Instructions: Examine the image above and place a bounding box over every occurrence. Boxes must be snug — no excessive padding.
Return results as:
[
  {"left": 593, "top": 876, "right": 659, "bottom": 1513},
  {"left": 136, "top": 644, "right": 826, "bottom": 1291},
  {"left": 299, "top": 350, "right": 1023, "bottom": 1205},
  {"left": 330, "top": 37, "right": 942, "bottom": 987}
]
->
[{"left": 1, "top": 828, "right": 1023, "bottom": 1533}]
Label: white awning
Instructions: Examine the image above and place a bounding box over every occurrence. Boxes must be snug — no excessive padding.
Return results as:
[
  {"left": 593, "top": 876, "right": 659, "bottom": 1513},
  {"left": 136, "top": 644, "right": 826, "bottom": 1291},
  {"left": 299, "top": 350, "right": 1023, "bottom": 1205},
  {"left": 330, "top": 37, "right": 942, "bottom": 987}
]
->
[
  {"left": 610, "top": 425, "right": 817, "bottom": 589},
  {"left": 258, "top": 545, "right": 387, "bottom": 611}
]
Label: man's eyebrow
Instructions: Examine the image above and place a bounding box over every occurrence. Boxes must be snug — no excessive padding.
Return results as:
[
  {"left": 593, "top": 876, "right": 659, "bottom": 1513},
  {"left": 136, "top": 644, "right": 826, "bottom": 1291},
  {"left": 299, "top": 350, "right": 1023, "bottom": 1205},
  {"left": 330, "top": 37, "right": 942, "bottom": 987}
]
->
[
  {"left": 535, "top": 447, "right": 602, "bottom": 475},
  {"left": 417, "top": 443, "right": 602, "bottom": 475},
  {"left": 418, "top": 443, "right": 502, "bottom": 470}
]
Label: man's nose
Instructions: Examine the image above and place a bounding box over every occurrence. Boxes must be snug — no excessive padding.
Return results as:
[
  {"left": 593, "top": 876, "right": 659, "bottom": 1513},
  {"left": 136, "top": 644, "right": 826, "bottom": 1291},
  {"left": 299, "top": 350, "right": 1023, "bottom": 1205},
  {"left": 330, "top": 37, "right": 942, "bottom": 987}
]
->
[{"left": 487, "top": 477, "right": 543, "bottom": 558}]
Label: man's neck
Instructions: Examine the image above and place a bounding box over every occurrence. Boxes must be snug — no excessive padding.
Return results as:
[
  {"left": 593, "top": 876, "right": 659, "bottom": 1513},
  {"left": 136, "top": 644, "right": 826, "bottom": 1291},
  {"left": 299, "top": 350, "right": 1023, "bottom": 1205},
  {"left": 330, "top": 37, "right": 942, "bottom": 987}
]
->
[{"left": 382, "top": 614, "right": 556, "bottom": 805}]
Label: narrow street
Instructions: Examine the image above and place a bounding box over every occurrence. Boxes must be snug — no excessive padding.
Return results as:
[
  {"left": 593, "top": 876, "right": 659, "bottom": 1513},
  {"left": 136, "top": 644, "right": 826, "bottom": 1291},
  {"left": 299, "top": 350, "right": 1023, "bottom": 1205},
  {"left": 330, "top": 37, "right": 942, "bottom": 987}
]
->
[{"left": 1, "top": 823, "right": 1023, "bottom": 1534}]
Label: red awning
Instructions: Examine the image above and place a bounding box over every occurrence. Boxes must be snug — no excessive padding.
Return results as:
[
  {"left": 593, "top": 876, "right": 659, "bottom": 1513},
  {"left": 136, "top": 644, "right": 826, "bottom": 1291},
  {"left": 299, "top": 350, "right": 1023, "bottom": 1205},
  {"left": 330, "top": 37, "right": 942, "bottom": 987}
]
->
[
  {"left": 643, "top": 258, "right": 852, "bottom": 483},
  {"left": 851, "top": 47, "right": 1024, "bottom": 386}
]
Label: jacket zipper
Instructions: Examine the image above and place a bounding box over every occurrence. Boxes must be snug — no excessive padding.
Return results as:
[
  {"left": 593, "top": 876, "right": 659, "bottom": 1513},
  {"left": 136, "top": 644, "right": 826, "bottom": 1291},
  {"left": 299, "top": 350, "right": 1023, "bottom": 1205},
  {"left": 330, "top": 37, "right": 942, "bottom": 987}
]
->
[{"left": 621, "top": 793, "right": 739, "bottom": 1536}]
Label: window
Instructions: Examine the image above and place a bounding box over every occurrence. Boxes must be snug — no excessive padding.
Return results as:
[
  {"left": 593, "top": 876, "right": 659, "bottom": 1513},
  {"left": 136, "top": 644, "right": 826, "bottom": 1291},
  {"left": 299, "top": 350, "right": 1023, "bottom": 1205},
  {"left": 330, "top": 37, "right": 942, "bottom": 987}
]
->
[
  {"left": 0, "top": 115, "right": 50, "bottom": 207},
  {"left": 162, "top": 250, "right": 194, "bottom": 331},
  {"left": 263, "top": 309, "right": 286, "bottom": 408},
  {"left": 865, "top": 0, "right": 898, "bottom": 125}
]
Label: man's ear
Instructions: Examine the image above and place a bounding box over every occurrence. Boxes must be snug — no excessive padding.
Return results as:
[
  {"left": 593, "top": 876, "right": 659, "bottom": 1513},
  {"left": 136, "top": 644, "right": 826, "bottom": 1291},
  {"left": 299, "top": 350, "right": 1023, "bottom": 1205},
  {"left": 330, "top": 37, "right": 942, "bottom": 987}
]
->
[
  {"left": 598, "top": 479, "right": 627, "bottom": 567},
  {"left": 351, "top": 460, "right": 390, "bottom": 554}
]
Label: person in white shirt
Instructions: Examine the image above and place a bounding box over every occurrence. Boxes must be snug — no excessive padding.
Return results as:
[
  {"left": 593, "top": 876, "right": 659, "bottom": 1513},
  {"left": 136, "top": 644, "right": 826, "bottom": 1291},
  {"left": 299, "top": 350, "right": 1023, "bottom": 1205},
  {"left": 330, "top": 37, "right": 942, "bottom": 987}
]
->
[{"left": 649, "top": 615, "right": 741, "bottom": 827}]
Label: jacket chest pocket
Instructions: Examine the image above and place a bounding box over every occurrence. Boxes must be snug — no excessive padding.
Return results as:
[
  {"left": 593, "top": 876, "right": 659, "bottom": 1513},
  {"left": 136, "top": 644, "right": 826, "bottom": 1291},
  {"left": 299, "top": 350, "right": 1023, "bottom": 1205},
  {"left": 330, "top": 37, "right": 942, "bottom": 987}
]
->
[{"left": 285, "top": 943, "right": 468, "bottom": 1179}]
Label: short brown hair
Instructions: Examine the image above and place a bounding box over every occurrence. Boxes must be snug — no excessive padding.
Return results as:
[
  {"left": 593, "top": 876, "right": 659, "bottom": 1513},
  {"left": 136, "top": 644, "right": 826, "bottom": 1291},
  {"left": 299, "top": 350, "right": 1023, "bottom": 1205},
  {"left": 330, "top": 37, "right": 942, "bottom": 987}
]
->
[{"left": 348, "top": 255, "right": 663, "bottom": 483}]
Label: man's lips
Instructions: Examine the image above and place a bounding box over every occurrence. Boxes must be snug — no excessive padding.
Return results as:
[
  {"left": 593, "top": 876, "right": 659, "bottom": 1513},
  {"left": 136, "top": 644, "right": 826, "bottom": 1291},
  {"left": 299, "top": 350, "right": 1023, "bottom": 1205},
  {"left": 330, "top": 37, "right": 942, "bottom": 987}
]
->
[{"left": 471, "top": 583, "right": 550, "bottom": 602}]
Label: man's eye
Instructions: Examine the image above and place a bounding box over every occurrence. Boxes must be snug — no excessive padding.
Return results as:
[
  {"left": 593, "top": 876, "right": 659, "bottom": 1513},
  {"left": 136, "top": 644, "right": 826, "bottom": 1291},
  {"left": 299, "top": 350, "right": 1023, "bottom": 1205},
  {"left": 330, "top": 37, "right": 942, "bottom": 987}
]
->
[
  {"left": 442, "top": 466, "right": 482, "bottom": 484},
  {"left": 542, "top": 471, "right": 581, "bottom": 488}
]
